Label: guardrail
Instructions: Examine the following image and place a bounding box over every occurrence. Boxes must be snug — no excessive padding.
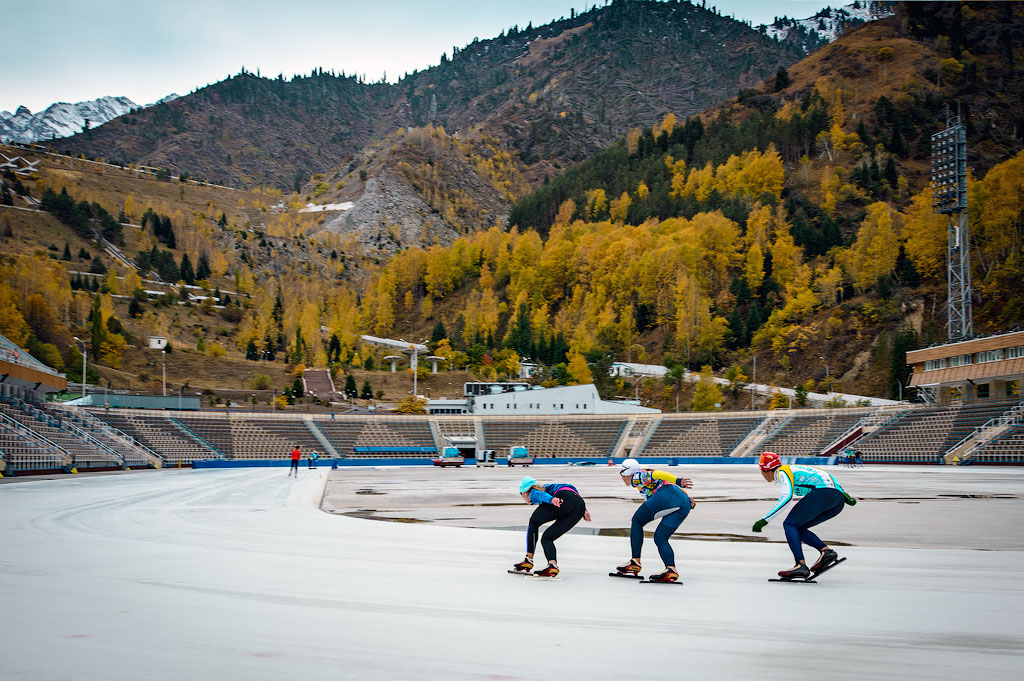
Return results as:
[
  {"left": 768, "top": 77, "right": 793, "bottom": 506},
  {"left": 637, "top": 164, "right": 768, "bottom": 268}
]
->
[
  {"left": 0, "top": 411, "right": 72, "bottom": 468},
  {"left": 958, "top": 406, "right": 1024, "bottom": 460},
  {"left": 0, "top": 346, "right": 62, "bottom": 377},
  {"left": 50, "top": 403, "right": 164, "bottom": 466}
]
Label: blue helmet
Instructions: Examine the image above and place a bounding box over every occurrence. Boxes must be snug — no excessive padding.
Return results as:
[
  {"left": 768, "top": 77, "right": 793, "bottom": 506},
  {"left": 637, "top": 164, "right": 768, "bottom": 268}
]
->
[{"left": 518, "top": 476, "right": 537, "bottom": 493}]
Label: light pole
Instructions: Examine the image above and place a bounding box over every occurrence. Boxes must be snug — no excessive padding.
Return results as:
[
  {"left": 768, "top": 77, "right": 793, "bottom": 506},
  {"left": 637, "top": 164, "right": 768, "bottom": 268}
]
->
[
  {"left": 72, "top": 337, "right": 87, "bottom": 400},
  {"left": 162, "top": 349, "right": 167, "bottom": 397},
  {"left": 178, "top": 387, "right": 182, "bottom": 410},
  {"left": 819, "top": 356, "right": 829, "bottom": 392}
]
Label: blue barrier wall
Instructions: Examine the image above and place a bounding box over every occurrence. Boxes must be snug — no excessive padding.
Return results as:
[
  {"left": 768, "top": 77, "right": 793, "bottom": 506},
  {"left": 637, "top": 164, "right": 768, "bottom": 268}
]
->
[{"left": 192, "top": 456, "right": 837, "bottom": 469}]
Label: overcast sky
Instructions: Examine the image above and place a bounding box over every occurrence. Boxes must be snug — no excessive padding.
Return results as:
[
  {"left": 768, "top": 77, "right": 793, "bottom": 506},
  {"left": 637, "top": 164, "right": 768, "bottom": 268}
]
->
[{"left": 1, "top": 0, "right": 833, "bottom": 113}]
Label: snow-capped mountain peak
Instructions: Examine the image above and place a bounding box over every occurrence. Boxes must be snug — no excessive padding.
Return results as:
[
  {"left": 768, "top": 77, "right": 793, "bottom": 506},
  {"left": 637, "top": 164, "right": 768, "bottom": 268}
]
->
[
  {"left": 0, "top": 95, "right": 137, "bottom": 144},
  {"left": 763, "top": 1, "right": 894, "bottom": 53}
]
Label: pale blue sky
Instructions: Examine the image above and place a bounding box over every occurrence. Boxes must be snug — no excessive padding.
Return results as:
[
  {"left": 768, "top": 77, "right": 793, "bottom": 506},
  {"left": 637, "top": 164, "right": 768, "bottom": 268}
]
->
[{"left": 1, "top": 0, "right": 832, "bottom": 113}]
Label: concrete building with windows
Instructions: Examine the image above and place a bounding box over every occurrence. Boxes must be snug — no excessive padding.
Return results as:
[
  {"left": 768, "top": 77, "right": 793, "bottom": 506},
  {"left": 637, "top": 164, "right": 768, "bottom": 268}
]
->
[
  {"left": 466, "top": 383, "right": 660, "bottom": 415},
  {"left": 906, "top": 330, "right": 1024, "bottom": 402},
  {"left": 430, "top": 382, "right": 660, "bottom": 416},
  {"left": 609, "top": 362, "right": 668, "bottom": 379}
]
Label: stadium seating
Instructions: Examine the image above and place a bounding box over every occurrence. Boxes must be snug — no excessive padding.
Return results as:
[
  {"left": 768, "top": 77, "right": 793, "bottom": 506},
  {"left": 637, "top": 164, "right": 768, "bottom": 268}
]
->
[
  {"left": 315, "top": 417, "right": 436, "bottom": 458},
  {"left": 757, "top": 411, "right": 866, "bottom": 458},
  {"left": 7, "top": 398, "right": 1018, "bottom": 469},
  {"left": 970, "top": 424, "right": 1024, "bottom": 463},
  {"left": 0, "top": 414, "right": 69, "bottom": 472},
  {"left": 90, "top": 411, "right": 220, "bottom": 465},
  {"left": 642, "top": 415, "right": 762, "bottom": 457},
  {"left": 481, "top": 418, "right": 627, "bottom": 458},
  {"left": 40, "top": 404, "right": 160, "bottom": 468},
  {"left": 174, "top": 414, "right": 325, "bottom": 459},
  {"left": 941, "top": 398, "right": 1023, "bottom": 452},
  {"left": 851, "top": 398, "right": 1023, "bottom": 463},
  {"left": 0, "top": 400, "right": 120, "bottom": 470}
]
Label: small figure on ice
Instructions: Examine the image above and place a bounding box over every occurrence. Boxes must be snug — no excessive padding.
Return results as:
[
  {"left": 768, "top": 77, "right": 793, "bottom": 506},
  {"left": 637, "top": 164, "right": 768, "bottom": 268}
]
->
[
  {"left": 510, "top": 476, "right": 591, "bottom": 578},
  {"left": 752, "top": 451, "right": 856, "bottom": 582},
  {"left": 612, "top": 458, "right": 695, "bottom": 584}
]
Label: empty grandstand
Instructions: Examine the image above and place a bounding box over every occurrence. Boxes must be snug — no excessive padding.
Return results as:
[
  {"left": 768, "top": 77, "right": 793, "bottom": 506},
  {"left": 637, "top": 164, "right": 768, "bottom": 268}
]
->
[
  {"left": 315, "top": 417, "right": 436, "bottom": 458},
  {"left": 92, "top": 410, "right": 220, "bottom": 466},
  {"left": 1, "top": 398, "right": 122, "bottom": 471},
  {"left": 642, "top": 415, "right": 763, "bottom": 458},
  {"left": 481, "top": 417, "right": 628, "bottom": 458},
  {"left": 754, "top": 410, "right": 870, "bottom": 459},
  {"left": 850, "top": 397, "right": 1023, "bottom": 463}
]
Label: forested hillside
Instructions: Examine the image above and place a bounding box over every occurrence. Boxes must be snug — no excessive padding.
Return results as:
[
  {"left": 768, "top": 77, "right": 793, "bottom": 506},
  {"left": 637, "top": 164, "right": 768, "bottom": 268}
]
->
[{"left": 353, "top": 3, "right": 1024, "bottom": 403}]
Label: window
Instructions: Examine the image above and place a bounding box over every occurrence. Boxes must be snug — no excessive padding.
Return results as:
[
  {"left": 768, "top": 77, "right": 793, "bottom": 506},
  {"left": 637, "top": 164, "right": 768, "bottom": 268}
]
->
[
  {"left": 976, "top": 349, "right": 1004, "bottom": 363},
  {"left": 949, "top": 354, "right": 973, "bottom": 367},
  {"left": 924, "top": 358, "right": 947, "bottom": 371},
  {"left": 1006, "top": 345, "right": 1024, "bottom": 360}
]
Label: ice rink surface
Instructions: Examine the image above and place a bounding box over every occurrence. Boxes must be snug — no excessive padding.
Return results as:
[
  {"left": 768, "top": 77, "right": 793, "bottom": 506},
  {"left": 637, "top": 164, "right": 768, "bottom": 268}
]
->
[{"left": 2, "top": 464, "right": 1023, "bottom": 680}]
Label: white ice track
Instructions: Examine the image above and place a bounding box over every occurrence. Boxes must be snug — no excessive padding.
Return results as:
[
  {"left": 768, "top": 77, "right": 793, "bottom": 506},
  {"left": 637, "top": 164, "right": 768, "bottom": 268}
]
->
[{"left": 2, "top": 469, "right": 1023, "bottom": 681}]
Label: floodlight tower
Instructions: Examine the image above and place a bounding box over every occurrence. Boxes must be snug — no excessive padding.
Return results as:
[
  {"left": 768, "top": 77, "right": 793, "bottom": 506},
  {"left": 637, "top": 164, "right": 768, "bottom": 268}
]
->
[{"left": 931, "top": 109, "right": 972, "bottom": 340}]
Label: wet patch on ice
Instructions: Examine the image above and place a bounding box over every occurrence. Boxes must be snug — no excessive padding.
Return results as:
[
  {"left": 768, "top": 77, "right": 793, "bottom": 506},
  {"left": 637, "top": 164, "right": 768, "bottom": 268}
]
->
[{"left": 341, "top": 510, "right": 427, "bottom": 523}]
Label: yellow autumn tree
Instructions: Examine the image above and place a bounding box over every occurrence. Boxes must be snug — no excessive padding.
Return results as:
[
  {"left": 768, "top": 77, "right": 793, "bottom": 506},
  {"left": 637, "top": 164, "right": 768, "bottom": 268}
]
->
[
  {"left": 900, "top": 188, "right": 948, "bottom": 278},
  {"left": 566, "top": 351, "right": 593, "bottom": 385},
  {"left": 609, "top": 192, "right": 632, "bottom": 224},
  {"left": 838, "top": 202, "right": 900, "bottom": 290}
]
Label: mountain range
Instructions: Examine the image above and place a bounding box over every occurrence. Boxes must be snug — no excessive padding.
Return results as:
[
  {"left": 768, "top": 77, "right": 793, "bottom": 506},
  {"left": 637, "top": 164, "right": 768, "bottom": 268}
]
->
[
  {"left": 45, "top": 1, "right": 888, "bottom": 191},
  {"left": 0, "top": 94, "right": 178, "bottom": 145}
]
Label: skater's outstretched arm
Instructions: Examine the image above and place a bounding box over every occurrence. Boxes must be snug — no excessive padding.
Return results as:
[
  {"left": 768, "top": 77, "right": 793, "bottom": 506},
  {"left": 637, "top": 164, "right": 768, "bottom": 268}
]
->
[
  {"left": 651, "top": 470, "right": 692, "bottom": 488},
  {"left": 760, "top": 467, "right": 795, "bottom": 523}
]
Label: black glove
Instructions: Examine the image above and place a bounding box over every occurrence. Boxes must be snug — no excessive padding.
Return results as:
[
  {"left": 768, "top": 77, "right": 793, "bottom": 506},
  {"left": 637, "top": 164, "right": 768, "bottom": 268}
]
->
[{"left": 752, "top": 518, "right": 767, "bottom": 533}]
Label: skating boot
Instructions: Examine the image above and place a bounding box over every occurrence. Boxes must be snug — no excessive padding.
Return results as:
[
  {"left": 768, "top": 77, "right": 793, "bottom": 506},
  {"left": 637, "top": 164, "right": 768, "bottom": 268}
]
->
[
  {"left": 533, "top": 564, "right": 560, "bottom": 578},
  {"left": 511, "top": 557, "right": 534, "bottom": 574},
  {"left": 810, "top": 549, "right": 838, "bottom": 573},
  {"left": 777, "top": 563, "right": 811, "bottom": 580},
  {"left": 648, "top": 567, "right": 679, "bottom": 583},
  {"left": 615, "top": 558, "right": 642, "bottom": 575}
]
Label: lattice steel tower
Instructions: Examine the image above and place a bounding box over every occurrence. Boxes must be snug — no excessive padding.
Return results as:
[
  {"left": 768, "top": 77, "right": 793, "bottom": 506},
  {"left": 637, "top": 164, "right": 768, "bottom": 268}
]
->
[{"left": 931, "top": 111, "right": 972, "bottom": 340}]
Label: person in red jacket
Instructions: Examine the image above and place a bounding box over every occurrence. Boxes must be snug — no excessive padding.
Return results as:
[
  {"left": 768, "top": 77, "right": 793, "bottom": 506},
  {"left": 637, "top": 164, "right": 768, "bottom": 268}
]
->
[{"left": 288, "top": 446, "right": 301, "bottom": 477}]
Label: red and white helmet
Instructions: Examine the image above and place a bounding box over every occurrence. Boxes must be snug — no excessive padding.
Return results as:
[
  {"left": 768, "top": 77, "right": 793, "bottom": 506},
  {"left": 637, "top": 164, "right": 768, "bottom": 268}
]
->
[{"left": 758, "top": 451, "right": 782, "bottom": 471}]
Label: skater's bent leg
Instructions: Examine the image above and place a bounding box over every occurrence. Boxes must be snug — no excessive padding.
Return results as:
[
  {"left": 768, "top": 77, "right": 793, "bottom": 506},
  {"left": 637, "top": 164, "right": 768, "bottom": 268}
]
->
[
  {"left": 652, "top": 488, "right": 690, "bottom": 566},
  {"left": 783, "top": 489, "right": 845, "bottom": 563},
  {"left": 539, "top": 495, "right": 585, "bottom": 561},
  {"left": 526, "top": 506, "right": 555, "bottom": 555},
  {"left": 630, "top": 504, "right": 655, "bottom": 559},
  {"left": 653, "top": 510, "right": 686, "bottom": 566}
]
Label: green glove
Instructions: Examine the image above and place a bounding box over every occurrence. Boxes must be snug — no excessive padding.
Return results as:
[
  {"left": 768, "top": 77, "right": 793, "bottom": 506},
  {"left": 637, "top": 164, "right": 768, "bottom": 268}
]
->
[
  {"left": 752, "top": 518, "right": 767, "bottom": 533},
  {"left": 844, "top": 493, "right": 857, "bottom": 506}
]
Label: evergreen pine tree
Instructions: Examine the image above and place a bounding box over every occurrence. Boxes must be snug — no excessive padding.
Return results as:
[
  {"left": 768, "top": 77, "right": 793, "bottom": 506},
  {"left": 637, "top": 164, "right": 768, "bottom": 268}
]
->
[
  {"left": 196, "top": 253, "right": 211, "bottom": 280},
  {"left": 246, "top": 339, "right": 259, "bottom": 360},
  {"left": 360, "top": 380, "right": 373, "bottom": 400},
  {"left": 62, "top": 242, "right": 71, "bottom": 260},
  {"left": 344, "top": 374, "right": 358, "bottom": 398},
  {"left": 430, "top": 320, "right": 447, "bottom": 345},
  {"left": 883, "top": 156, "right": 899, "bottom": 187},
  {"left": 179, "top": 253, "right": 195, "bottom": 284}
]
